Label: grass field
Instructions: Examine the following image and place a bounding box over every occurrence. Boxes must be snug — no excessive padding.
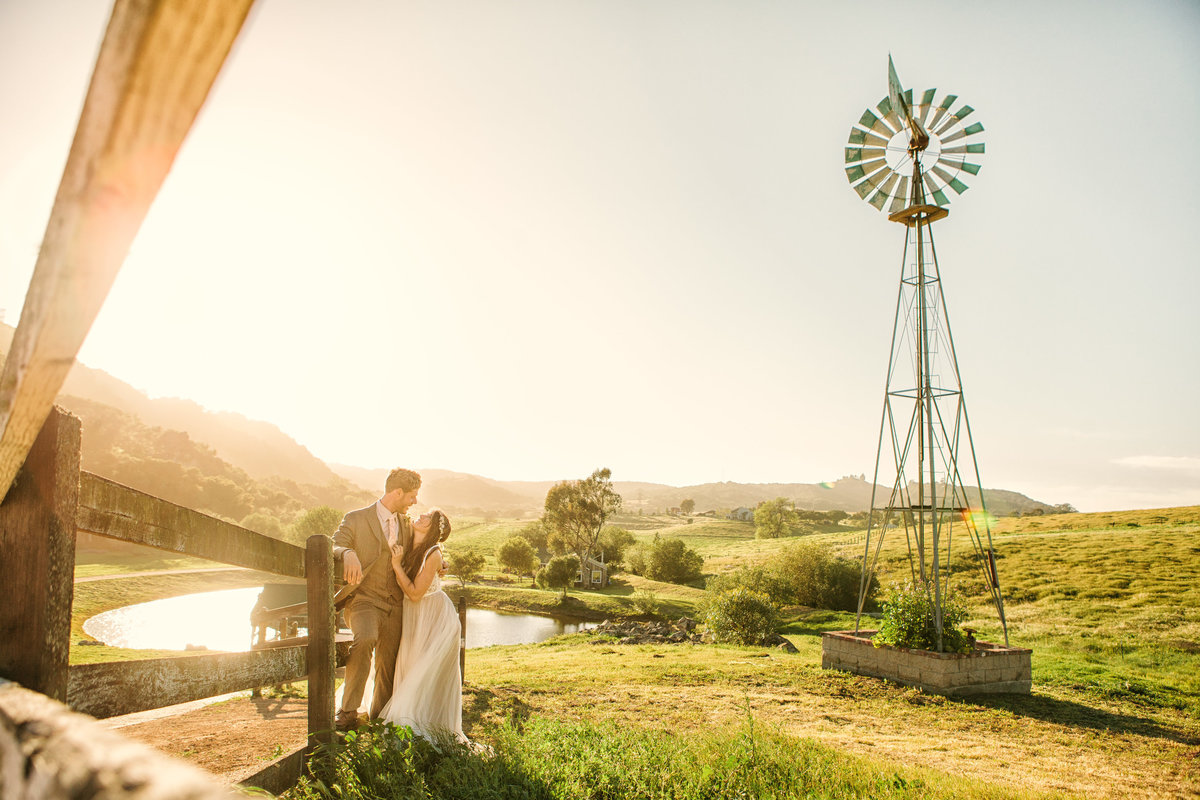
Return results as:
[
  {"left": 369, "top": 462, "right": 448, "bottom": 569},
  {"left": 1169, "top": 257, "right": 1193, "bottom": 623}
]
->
[{"left": 74, "top": 506, "right": 1200, "bottom": 797}]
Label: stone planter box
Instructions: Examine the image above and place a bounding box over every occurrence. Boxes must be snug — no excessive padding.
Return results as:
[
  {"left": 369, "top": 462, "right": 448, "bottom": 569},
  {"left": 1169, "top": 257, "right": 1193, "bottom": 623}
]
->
[{"left": 821, "top": 630, "right": 1031, "bottom": 696}]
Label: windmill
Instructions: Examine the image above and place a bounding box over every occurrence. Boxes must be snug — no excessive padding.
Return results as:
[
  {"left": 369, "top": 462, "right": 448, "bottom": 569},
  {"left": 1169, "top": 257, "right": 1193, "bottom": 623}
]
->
[{"left": 845, "top": 57, "right": 1007, "bottom": 650}]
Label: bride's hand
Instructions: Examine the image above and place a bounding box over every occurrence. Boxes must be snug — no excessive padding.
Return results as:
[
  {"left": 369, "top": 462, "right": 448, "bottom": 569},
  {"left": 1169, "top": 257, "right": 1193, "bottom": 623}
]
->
[{"left": 390, "top": 543, "right": 404, "bottom": 569}]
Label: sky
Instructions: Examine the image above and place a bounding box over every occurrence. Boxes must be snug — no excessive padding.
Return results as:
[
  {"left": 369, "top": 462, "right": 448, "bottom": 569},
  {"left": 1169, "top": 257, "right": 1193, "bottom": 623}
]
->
[{"left": 1, "top": 0, "right": 1198, "bottom": 512}]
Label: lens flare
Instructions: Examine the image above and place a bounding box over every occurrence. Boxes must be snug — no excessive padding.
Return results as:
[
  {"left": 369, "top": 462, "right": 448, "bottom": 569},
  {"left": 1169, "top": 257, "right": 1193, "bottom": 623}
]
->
[{"left": 819, "top": 481, "right": 835, "bottom": 489}]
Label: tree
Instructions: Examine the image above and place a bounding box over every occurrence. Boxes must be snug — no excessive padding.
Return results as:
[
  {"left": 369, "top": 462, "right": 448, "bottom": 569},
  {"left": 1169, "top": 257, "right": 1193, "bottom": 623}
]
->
[
  {"left": 537, "top": 554, "right": 580, "bottom": 601},
  {"left": 450, "top": 548, "right": 486, "bottom": 585},
  {"left": 644, "top": 536, "right": 705, "bottom": 585},
  {"left": 497, "top": 536, "right": 538, "bottom": 577},
  {"left": 241, "top": 512, "right": 285, "bottom": 540},
  {"left": 754, "top": 497, "right": 798, "bottom": 539},
  {"left": 598, "top": 526, "right": 636, "bottom": 568},
  {"left": 292, "top": 506, "right": 344, "bottom": 546},
  {"left": 542, "top": 468, "right": 622, "bottom": 569},
  {"left": 515, "top": 520, "right": 550, "bottom": 553},
  {"left": 680, "top": 498, "right": 695, "bottom": 515}
]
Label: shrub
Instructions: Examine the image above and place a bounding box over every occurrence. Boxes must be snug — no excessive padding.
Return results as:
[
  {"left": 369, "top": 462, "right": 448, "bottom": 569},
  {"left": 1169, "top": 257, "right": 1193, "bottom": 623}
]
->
[
  {"left": 773, "top": 543, "right": 876, "bottom": 612},
  {"left": 874, "top": 580, "right": 972, "bottom": 653},
  {"left": 644, "top": 536, "right": 704, "bottom": 585},
  {"left": 630, "top": 589, "right": 660, "bottom": 617},
  {"left": 704, "top": 587, "right": 779, "bottom": 645},
  {"left": 705, "top": 566, "right": 790, "bottom": 607}
]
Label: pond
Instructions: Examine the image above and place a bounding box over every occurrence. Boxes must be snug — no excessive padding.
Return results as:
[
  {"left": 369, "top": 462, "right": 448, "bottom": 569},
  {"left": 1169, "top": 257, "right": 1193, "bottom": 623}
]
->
[{"left": 83, "top": 586, "right": 595, "bottom": 652}]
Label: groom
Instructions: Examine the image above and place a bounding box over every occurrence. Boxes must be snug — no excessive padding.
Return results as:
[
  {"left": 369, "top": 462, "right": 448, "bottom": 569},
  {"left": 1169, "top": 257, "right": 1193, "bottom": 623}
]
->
[{"left": 332, "top": 467, "right": 421, "bottom": 731}]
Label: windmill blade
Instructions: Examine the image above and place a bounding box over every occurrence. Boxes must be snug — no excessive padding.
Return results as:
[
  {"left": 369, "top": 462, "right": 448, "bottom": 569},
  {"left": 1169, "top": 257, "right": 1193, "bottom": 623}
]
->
[
  {"left": 938, "top": 155, "right": 982, "bottom": 176},
  {"left": 869, "top": 170, "right": 902, "bottom": 210},
  {"left": 941, "top": 122, "right": 984, "bottom": 145},
  {"left": 926, "top": 93, "right": 958, "bottom": 132},
  {"left": 934, "top": 102, "right": 976, "bottom": 137},
  {"left": 923, "top": 172, "right": 950, "bottom": 206},
  {"left": 875, "top": 96, "right": 903, "bottom": 135},
  {"left": 888, "top": 175, "right": 911, "bottom": 213},
  {"left": 845, "top": 146, "right": 886, "bottom": 164},
  {"left": 849, "top": 127, "right": 891, "bottom": 147},
  {"left": 916, "top": 88, "right": 936, "bottom": 127},
  {"left": 931, "top": 164, "right": 970, "bottom": 194},
  {"left": 941, "top": 143, "right": 985, "bottom": 155}
]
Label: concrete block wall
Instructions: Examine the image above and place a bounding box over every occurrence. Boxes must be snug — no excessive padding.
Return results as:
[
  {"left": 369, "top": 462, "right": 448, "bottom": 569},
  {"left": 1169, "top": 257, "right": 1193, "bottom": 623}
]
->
[{"left": 821, "top": 630, "right": 1031, "bottom": 696}]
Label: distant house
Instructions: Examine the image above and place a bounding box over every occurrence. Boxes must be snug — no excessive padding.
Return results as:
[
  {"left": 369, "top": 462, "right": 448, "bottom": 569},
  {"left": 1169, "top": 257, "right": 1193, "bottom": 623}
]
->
[
  {"left": 575, "top": 554, "right": 609, "bottom": 588},
  {"left": 728, "top": 507, "right": 754, "bottom": 522}
]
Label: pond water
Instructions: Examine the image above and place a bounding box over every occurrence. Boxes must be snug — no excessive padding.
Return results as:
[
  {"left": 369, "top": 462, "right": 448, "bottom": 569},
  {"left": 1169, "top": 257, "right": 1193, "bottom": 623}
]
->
[{"left": 83, "top": 587, "right": 594, "bottom": 652}]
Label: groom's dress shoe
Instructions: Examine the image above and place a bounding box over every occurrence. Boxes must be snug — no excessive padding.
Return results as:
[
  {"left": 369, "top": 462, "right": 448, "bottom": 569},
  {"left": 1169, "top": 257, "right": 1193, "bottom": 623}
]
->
[{"left": 335, "top": 710, "right": 359, "bottom": 732}]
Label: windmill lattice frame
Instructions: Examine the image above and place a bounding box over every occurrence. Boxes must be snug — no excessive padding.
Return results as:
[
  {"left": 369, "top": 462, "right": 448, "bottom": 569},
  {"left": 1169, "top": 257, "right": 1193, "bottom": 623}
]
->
[{"left": 848, "top": 58, "right": 1008, "bottom": 651}]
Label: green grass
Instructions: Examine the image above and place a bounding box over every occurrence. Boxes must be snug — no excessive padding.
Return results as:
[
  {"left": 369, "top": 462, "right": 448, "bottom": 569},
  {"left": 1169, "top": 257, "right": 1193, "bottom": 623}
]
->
[{"left": 288, "top": 715, "right": 1051, "bottom": 800}]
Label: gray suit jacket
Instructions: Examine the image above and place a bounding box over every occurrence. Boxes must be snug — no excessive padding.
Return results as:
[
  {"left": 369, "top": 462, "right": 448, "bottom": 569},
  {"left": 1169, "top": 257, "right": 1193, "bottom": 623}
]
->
[{"left": 332, "top": 503, "right": 413, "bottom": 610}]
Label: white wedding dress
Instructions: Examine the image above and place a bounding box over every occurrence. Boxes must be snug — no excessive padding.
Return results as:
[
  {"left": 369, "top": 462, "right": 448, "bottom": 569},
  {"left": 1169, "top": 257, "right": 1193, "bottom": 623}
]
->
[{"left": 378, "top": 544, "right": 466, "bottom": 744}]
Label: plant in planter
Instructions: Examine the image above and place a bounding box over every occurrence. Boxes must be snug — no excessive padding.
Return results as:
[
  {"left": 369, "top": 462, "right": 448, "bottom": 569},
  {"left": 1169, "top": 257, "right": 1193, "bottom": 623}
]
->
[{"left": 874, "top": 580, "right": 972, "bottom": 653}]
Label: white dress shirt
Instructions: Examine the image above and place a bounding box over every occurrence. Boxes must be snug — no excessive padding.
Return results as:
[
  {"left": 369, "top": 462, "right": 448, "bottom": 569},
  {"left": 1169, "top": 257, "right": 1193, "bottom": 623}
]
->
[{"left": 375, "top": 499, "right": 398, "bottom": 547}]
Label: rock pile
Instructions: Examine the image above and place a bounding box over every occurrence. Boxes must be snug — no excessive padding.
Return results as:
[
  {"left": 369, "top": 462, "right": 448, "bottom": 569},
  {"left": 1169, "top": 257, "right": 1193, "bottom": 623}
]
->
[
  {"left": 590, "top": 617, "right": 702, "bottom": 645},
  {"left": 589, "top": 617, "right": 799, "bottom": 653}
]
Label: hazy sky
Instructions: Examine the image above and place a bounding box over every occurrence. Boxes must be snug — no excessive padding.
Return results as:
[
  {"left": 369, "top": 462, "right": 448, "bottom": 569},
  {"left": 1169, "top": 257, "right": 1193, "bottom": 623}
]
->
[{"left": 1, "top": 1, "right": 1198, "bottom": 512}]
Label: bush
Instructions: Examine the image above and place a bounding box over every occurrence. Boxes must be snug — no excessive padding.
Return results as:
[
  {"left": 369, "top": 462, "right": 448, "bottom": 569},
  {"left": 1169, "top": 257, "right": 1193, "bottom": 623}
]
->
[
  {"left": 704, "top": 587, "right": 779, "bottom": 645},
  {"left": 874, "top": 580, "right": 972, "bottom": 653},
  {"left": 705, "top": 565, "right": 790, "bottom": 606},
  {"left": 630, "top": 589, "right": 660, "bottom": 617},
  {"left": 643, "top": 536, "right": 704, "bottom": 585},
  {"left": 773, "top": 543, "right": 876, "bottom": 612}
]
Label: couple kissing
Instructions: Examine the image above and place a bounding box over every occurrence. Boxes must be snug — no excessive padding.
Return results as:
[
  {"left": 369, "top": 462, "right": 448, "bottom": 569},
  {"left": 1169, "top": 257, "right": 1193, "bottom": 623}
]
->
[{"left": 331, "top": 468, "right": 465, "bottom": 744}]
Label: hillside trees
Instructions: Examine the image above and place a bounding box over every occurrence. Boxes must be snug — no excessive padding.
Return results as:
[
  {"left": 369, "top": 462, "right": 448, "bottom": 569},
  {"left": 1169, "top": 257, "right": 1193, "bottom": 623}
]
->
[
  {"left": 542, "top": 468, "right": 622, "bottom": 568},
  {"left": 627, "top": 535, "right": 704, "bottom": 585},
  {"left": 292, "top": 506, "right": 343, "bottom": 546},
  {"left": 451, "top": 548, "right": 487, "bottom": 585},
  {"left": 598, "top": 526, "right": 636, "bottom": 569},
  {"left": 680, "top": 498, "right": 695, "bottom": 515}
]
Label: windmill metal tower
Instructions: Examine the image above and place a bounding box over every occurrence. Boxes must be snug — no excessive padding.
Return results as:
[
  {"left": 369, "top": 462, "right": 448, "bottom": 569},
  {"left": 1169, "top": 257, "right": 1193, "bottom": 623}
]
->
[{"left": 845, "top": 57, "right": 1008, "bottom": 650}]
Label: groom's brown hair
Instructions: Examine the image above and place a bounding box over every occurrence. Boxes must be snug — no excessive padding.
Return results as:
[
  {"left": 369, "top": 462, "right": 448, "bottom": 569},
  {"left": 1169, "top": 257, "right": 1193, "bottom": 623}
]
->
[{"left": 386, "top": 468, "right": 421, "bottom": 493}]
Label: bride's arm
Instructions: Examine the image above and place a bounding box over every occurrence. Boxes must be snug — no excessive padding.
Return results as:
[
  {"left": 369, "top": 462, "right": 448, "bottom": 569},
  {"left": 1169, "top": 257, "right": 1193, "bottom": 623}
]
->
[{"left": 390, "top": 546, "right": 442, "bottom": 602}]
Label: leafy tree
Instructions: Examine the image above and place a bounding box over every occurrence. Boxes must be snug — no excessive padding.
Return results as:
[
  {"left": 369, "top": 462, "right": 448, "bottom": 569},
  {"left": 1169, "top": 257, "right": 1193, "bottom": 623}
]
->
[
  {"left": 292, "top": 506, "right": 344, "bottom": 546},
  {"left": 497, "top": 536, "right": 538, "bottom": 577},
  {"left": 680, "top": 498, "right": 695, "bottom": 515},
  {"left": 598, "top": 526, "right": 636, "bottom": 568},
  {"left": 516, "top": 520, "right": 550, "bottom": 553},
  {"left": 644, "top": 536, "right": 704, "bottom": 585},
  {"left": 537, "top": 554, "right": 580, "bottom": 601},
  {"left": 542, "top": 468, "right": 622, "bottom": 568},
  {"left": 450, "top": 548, "right": 486, "bottom": 585},
  {"left": 754, "top": 498, "right": 798, "bottom": 539}
]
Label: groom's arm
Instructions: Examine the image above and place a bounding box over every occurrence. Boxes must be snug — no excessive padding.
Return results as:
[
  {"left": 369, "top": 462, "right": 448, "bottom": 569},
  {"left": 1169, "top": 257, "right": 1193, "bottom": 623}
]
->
[{"left": 332, "top": 511, "right": 363, "bottom": 584}]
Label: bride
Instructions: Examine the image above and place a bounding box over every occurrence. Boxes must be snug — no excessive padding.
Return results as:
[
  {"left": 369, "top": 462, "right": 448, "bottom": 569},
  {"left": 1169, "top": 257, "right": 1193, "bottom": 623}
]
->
[{"left": 378, "top": 509, "right": 466, "bottom": 744}]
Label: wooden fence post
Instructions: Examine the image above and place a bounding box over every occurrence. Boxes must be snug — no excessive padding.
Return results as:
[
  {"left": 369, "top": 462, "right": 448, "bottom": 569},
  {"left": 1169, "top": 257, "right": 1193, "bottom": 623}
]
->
[
  {"left": 458, "top": 597, "right": 467, "bottom": 685},
  {"left": 306, "top": 535, "right": 335, "bottom": 754},
  {"left": 0, "top": 407, "right": 80, "bottom": 701}
]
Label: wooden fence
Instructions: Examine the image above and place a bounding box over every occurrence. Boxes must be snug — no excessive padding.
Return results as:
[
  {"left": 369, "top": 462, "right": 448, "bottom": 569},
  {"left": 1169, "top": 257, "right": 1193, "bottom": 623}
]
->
[{"left": 1, "top": 406, "right": 347, "bottom": 794}]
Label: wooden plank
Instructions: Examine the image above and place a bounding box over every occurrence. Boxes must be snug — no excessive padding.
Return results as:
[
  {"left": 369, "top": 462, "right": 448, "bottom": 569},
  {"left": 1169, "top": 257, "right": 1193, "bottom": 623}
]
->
[
  {"left": 306, "top": 535, "right": 336, "bottom": 752},
  {"left": 0, "top": 679, "right": 231, "bottom": 799},
  {"left": 68, "top": 647, "right": 307, "bottom": 719},
  {"left": 0, "top": 407, "right": 81, "bottom": 702},
  {"left": 0, "top": 0, "right": 256, "bottom": 503},
  {"left": 77, "top": 471, "right": 306, "bottom": 577},
  {"left": 238, "top": 744, "right": 307, "bottom": 795}
]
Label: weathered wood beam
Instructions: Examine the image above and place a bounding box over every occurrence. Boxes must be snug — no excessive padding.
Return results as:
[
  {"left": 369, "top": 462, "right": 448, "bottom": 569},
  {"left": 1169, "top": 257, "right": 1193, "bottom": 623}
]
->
[
  {"left": 0, "top": 408, "right": 80, "bottom": 702},
  {"left": 66, "top": 643, "right": 351, "bottom": 719},
  {"left": 0, "top": 0, "right": 256, "bottom": 503},
  {"left": 77, "top": 471, "right": 306, "bottom": 577},
  {"left": 306, "top": 535, "right": 336, "bottom": 753},
  {"left": 0, "top": 679, "right": 233, "bottom": 799}
]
